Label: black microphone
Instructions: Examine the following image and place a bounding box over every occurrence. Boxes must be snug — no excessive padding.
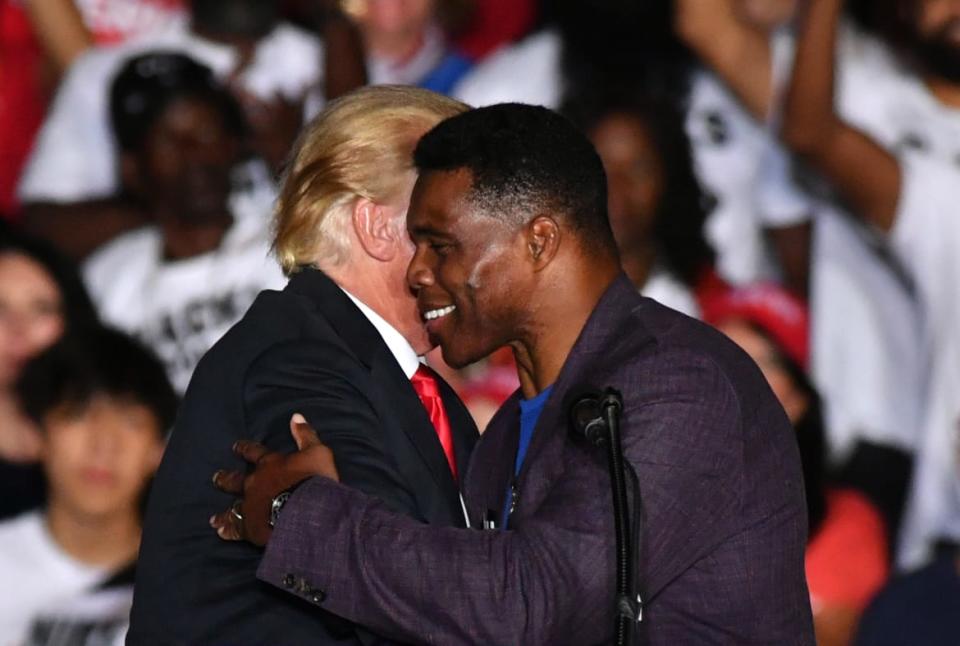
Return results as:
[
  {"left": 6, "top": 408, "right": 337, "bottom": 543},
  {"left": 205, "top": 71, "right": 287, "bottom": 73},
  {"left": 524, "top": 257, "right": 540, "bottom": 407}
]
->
[
  {"left": 569, "top": 388, "right": 624, "bottom": 448},
  {"left": 569, "top": 390, "right": 608, "bottom": 448}
]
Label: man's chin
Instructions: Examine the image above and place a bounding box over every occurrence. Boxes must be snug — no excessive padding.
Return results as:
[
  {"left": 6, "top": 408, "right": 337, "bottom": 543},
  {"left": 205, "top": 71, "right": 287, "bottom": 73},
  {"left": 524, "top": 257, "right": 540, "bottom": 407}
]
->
[{"left": 439, "top": 342, "right": 489, "bottom": 370}]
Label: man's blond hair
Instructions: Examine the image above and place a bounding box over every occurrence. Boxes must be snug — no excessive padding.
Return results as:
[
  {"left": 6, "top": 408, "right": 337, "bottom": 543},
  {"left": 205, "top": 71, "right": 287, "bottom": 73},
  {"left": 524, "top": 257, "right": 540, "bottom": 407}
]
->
[{"left": 273, "top": 85, "right": 469, "bottom": 275}]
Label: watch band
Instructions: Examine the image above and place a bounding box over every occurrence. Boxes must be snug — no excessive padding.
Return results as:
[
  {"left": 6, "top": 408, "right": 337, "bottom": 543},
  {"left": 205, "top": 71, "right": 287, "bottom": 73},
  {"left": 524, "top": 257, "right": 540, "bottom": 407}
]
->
[{"left": 269, "top": 490, "right": 292, "bottom": 528}]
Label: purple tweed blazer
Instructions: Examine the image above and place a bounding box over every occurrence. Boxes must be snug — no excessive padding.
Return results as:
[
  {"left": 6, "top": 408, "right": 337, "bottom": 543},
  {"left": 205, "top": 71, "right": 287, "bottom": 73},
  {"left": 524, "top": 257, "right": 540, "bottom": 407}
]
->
[{"left": 258, "top": 274, "right": 815, "bottom": 645}]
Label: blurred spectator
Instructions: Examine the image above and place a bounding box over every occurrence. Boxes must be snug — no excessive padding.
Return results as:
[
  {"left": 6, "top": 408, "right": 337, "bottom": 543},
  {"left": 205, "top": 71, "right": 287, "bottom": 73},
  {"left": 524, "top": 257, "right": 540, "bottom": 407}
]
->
[
  {"left": 339, "top": 0, "right": 474, "bottom": 94},
  {"left": 782, "top": 0, "right": 960, "bottom": 570},
  {"left": 73, "top": 0, "right": 186, "bottom": 46},
  {"left": 82, "top": 52, "right": 285, "bottom": 394},
  {"left": 454, "top": 0, "right": 792, "bottom": 287},
  {"left": 0, "top": 225, "right": 98, "bottom": 521},
  {"left": 854, "top": 544, "right": 960, "bottom": 646},
  {"left": 0, "top": 326, "right": 175, "bottom": 644},
  {"left": 674, "top": 0, "right": 805, "bottom": 288},
  {"left": 0, "top": 0, "right": 185, "bottom": 219},
  {"left": 454, "top": 0, "right": 692, "bottom": 109},
  {"left": 682, "top": 0, "right": 925, "bottom": 535},
  {"left": 17, "top": 0, "right": 322, "bottom": 259},
  {"left": 707, "top": 284, "right": 889, "bottom": 646},
  {"left": 564, "top": 91, "right": 719, "bottom": 318}
]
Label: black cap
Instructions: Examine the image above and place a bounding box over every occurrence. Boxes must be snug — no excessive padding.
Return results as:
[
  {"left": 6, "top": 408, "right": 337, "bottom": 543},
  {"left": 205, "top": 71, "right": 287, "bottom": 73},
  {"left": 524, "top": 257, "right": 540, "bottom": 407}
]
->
[{"left": 109, "top": 51, "right": 246, "bottom": 153}]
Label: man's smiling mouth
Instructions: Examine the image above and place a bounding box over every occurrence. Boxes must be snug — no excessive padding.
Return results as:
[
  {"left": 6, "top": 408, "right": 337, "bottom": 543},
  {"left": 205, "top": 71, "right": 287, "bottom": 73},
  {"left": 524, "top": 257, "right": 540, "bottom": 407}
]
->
[{"left": 422, "top": 305, "right": 456, "bottom": 321}]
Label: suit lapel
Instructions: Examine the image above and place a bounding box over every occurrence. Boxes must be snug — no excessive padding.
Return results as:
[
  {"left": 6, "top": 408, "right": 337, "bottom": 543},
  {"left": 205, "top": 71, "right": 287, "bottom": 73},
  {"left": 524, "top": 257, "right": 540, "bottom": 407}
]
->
[
  {"left": 436, "top": 375, "right": 480, "bottom": 477},
  {"left": 287, "top": 268, "right": 468, "bottom": 521},
  {"left": 463, "top": 395, "right": 521, "bottom": 526},
  {"left": 369, "top": 353, "right": 465, "bottom": 522},
  {"left": 512, "top": 275, "right": 655, "bottom": 510},
  {"left": 285, "top": 268, "right": 383, "bottom": 369}
]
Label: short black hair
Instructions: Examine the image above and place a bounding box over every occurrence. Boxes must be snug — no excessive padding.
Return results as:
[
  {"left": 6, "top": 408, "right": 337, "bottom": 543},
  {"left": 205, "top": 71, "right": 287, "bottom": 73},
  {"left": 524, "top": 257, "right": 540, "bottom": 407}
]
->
[
  {"left": 413, "top": 103, "right": 616, "bottom": 250},
  {"left": 562, "top": 90, "right": 716, "bottom": 287},
  {"left": 0, "top": 223, "right": 99, "bottom": 333},
  {"left": 16, "top": 326, "right": 179, "bottom": 434},
  {"left": 109, "top": 51, "right": 247, "bottom": 154}
]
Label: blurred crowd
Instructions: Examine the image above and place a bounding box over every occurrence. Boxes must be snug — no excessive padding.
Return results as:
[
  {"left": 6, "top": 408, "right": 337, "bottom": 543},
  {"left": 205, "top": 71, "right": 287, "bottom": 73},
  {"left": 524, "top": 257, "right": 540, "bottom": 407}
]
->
[{"left": 0, "top": 0, "right": 958, "bottom": 644}]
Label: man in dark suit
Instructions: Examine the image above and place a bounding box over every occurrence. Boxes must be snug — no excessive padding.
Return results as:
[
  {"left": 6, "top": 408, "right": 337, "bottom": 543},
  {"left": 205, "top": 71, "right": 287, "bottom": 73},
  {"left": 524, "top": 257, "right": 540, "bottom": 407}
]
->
[
  {"left": 127, "top": 86, "right": 477, "bottom": 645},
  {"left": 213, "top": 104, "right": 815, "bottom": 644}
]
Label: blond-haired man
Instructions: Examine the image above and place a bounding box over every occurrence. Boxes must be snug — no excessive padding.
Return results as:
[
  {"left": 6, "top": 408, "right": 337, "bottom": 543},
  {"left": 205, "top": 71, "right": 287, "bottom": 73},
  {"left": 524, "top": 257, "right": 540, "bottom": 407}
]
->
[{"left": 129, "top": 85, "right": 478, "bottom": 645}]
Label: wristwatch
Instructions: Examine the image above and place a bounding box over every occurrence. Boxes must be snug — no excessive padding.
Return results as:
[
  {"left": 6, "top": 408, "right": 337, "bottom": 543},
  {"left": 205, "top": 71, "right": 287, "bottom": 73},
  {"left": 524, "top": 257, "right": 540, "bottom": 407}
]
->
[{"left": 269, "top": 490, "right": 292, "bottom": 528}]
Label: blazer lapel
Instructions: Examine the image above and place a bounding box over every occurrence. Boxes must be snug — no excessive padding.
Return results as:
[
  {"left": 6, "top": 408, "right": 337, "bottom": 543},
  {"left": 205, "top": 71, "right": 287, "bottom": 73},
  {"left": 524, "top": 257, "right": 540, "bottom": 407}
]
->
[
  {"left": 513, "top": 275, "right": 655, "bottom": 506},
  {"left": 436, "top": 375, "right": 480, "bottom": 477},
  {"left": 285, "top": 268, "right": 383, "bottom": 368},
  {"left": 370, "top": 353, "right": 464, "bottom": 521},
  {"left": 462, "top": 395, "right": 521, "bottom": 526},
  {"left": 287, "top": 268, "right": 465, "bottom": 521}
]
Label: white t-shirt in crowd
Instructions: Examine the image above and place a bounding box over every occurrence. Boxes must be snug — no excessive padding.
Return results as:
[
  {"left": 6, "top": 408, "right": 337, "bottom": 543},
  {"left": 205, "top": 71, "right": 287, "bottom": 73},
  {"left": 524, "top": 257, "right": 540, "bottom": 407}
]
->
[
  {"left": 809, "top": 204, "right": 924, "bottom": 460},
  {"left": 453, "top": 29, "right": 563, "bottom": 108},
  {"left": 75, "top": 0, "right": 185, "bottom": 44},
  {"left": 0, "top": 511, "right": 119, "bottom": 646},
  {"left": 891, "top": 154, "right": 960, "bottom": 569},
  {"left": 641, "top": 268, "right": 701, "bottom": 319},
  {"left": 83, "top": 204, "right": 286, "bottom": 393},
  {"left": 454, "top": 29, "right": 780, "bottom": 286},
  {"left": 17, "top": 16, "right": 323, "bottom": 204},
  {"left": 756, "top": 25, "right": 928, "bottom": 461},
  {"left": 686, "top": 70, "right": 781, "bottom": 285}
]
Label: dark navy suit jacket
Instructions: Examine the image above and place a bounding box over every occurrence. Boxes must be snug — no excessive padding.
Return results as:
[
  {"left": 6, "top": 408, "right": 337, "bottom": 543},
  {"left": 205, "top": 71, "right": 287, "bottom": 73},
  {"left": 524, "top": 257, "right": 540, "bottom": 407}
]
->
[
  {"left": 258, "top": 274, "right": 815, "bottom": 645},
  {"left": 128, "top": 268, "right": 478, "bottom": 645}
]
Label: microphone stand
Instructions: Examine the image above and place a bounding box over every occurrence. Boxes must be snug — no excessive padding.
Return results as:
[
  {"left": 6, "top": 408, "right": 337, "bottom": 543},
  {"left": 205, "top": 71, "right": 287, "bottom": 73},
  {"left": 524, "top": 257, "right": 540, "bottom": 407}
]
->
[{"left": 600, "top": 389, "right": 641, "bottom": 646}]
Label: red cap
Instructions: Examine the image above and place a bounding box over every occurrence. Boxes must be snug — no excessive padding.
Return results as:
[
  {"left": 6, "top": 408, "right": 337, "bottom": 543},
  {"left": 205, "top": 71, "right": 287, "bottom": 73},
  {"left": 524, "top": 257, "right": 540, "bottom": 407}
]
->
[{"left": 702, "top": 283, "right": 810, "bottom": 370}]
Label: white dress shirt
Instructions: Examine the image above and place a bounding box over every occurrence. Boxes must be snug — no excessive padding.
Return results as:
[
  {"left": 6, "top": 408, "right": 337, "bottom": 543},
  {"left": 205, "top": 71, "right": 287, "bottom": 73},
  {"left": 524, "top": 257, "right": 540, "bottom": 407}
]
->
[
  {"left": 340, "top": 289, "right": 421, "bottom": 379},
  {"left": 340, "top": 288, "right": 471, "bottom": 527}
]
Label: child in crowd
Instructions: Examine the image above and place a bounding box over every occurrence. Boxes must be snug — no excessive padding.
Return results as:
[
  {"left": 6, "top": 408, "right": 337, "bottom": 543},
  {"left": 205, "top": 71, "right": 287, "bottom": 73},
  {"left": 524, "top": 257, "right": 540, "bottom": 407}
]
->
[
  {"left": 0, "top": 226, "right": 99, "bottom": 521},
  {"left": 0, "top": 326, "right": 176, "bottom": 644}
]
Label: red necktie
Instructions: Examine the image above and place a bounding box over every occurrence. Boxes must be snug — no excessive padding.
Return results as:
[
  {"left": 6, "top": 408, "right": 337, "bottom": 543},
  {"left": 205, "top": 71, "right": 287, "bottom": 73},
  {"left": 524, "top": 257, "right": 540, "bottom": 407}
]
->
[{"left": 410, "top": 365, "right": 457, "bottom": 480}]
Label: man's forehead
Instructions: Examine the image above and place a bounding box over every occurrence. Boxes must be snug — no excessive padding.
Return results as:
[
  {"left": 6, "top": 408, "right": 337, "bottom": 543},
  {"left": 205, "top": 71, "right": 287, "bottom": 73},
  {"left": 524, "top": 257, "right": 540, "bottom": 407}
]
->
[
  {"left": 413, "top": 167, "right": 474, "bottom": 198},
  {"left": 410, "top": 169, "right": 475, "bottom": 222}
]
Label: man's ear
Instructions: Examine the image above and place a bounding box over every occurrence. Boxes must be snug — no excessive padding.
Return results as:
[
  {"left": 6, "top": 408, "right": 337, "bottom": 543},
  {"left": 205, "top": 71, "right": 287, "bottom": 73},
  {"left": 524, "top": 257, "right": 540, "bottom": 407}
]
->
[
  {"left": 352, "top": 198, "right": 400, "bottom": 262},
  {"left": 526, "top": 215, "right": 561, "bottom": 271},
  {"left": 119, "top": 152, "right": 143, "bottom": 197}
]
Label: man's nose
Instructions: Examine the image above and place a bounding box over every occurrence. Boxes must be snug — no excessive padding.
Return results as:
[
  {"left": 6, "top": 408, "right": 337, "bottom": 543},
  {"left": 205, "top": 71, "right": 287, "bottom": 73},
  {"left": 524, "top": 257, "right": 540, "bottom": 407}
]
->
[{"left": 407, "top": 248, "right": 435, "bottom": 291}]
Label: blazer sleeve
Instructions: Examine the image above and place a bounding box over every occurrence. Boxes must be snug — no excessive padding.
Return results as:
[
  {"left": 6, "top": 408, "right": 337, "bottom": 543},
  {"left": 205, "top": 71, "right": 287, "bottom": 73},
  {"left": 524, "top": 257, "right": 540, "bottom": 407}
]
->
[
  {"left": 256, "top": 354, "right": 747, "bottom": 645},
  {"left": 243, "top": 339, "right": 420, "bottom": 520}
]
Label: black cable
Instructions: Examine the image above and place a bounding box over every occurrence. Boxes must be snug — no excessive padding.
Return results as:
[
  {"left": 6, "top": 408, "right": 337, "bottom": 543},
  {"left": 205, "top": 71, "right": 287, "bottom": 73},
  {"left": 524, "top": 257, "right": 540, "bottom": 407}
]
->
[{"left": 602, "top": 389, "right": 640, "bottom": 646}]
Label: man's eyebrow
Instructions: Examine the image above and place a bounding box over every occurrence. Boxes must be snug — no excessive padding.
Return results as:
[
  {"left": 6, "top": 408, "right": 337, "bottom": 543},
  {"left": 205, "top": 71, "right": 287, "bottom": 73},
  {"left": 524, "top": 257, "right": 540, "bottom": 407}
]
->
[{"left": 410, "top": 225, "right": 449, "bottom": 238}]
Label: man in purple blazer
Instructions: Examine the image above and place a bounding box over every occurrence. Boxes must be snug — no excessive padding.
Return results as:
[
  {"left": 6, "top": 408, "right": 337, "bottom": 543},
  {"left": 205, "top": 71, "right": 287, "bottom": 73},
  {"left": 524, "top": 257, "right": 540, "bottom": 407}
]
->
[{"left": 212, "top": 103, "right": 815, "bottom": 644}]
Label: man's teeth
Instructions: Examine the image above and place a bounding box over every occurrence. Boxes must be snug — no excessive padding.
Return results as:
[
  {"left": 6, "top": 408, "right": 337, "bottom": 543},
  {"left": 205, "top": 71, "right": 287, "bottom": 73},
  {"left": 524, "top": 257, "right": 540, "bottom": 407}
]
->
[{"left": 424, "top": 305, "right": 456, "bottom": 321}]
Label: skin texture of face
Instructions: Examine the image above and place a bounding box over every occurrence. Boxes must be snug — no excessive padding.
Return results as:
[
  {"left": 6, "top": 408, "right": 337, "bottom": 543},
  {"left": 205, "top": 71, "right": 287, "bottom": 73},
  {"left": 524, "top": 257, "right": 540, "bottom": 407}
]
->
[
  {"left": 588, "top": 112, "right": 664, "bottom": 254},
  {"left": 41, "top": 396, "right": 163, "bottom": 522},
  {"left": 917, "top": 0, "right": 960, "bottom": 36},
  {"left": 406, "top": 169, "right": 533, "bottom": 369},
  {"left": 348, "top": 0, "right": 436, "bottom": 60},
  {"left": 717, "top": 319, "right": 808, "bottom": 424},
  {"left": 0, "top": 253, "right": 64, "bottom": 388},
  {"left": 375, "top": 181, "right": 435, "bottom": 355},
  {"left": 912, "top": 0, "right": 960, "bottom": 81},
  {"left": 132, "top": 96, "right": 239, "bottom": 226}
]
